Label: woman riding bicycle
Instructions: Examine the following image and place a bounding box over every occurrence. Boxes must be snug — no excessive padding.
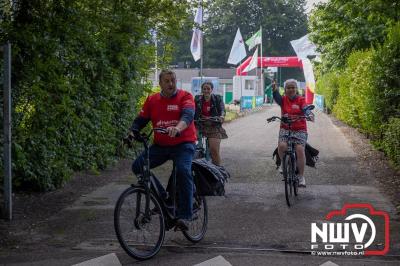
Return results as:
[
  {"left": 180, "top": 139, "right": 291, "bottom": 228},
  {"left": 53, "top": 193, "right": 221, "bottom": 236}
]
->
[
  {"left": 272, "top": 79, "right": 313, "bottom": 187},
  {"left": 194, "top": 81, "right": 228, "bottom": 166}
]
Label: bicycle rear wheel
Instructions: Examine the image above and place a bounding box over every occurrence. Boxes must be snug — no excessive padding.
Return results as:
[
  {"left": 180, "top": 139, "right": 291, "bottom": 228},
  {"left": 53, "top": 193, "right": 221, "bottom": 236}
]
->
[
  {"left": 114, "top": 186, "right": 165, "bottom": 260},
  {"left": 182, "top": 192, "right": 208, "bottom": 243},
  {"left": 283, "top": 154, "right": 295, "bottom": 207}
]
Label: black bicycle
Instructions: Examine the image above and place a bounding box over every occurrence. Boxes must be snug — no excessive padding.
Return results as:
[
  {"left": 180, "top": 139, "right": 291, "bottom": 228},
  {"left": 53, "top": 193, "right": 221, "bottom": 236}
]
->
[
  {"left": 114, "top": 128, "right": 208, "bottom": 260},
  {"left": 267, "top": 105, "right": 314, "bottom": 207},
  {"left": 194, "top": 116, "right": 222, "bottom": 160}
]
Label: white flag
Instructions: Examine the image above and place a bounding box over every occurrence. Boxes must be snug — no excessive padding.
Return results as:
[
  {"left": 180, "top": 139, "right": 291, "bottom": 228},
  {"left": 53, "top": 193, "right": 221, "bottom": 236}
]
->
[
  {"left": 302, "top": 58, "right": 316, "bottom": 93},
  {"left": 190, "top": 7, "right": 203, "bottom": 62},
  {"left": 290, "top": 34, "right": 319, "bottom": 59},
  {"left": 227, "top": 28, "right": 247, "bottom": 65},
  {"left": 243, "top": 47, "right": 259, "bottom": 72}
]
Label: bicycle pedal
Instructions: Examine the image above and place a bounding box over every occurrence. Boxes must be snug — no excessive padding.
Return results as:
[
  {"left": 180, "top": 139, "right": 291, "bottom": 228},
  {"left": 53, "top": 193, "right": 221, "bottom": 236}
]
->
[{"left": 174, "top": 220, "right": 189, "bottom": 231}]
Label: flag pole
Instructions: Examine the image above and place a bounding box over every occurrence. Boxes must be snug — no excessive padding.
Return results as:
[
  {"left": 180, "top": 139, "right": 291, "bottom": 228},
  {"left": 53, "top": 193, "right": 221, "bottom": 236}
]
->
[
  {"left": 239, "top": 58, "right": 243, "bottom": 111},
  {"left": 255, "top": 37, "right": 258, "bottom": 88},
  {"left": 260, "top": 26, "right": 263, "bottom": 103},
  {"left": 200, "top": 0, "right": 203, "bottom": 85}
]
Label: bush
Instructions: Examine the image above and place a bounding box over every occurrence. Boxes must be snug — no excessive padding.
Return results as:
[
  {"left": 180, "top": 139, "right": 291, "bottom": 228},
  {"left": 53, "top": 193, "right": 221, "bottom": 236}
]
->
[
  {"left": 328, "top": 22, "right": 400, "bottom": 166},
  {"left": 332, "top": 49, "right": 389, "bottom": 137},
  {"left": 0, "top": 1, "right": 189, "bottom": 191},
  {"left": 372, "top": 21, "right": 400, "bottom": 122},
  {"left": 346, "top": 50, "right": 384, "bottom": 136},
  {"left": 332, "top": 54, "right": 361, "bottom": 128},
  {"left": 382, "top": 118, "right": 400, "bottom": 167},
  {"left": 316, "top": 71, "right": 341, "bottom": 113},
  {"left": 311, "top": 10, "right": 400, "bottom": 167}
]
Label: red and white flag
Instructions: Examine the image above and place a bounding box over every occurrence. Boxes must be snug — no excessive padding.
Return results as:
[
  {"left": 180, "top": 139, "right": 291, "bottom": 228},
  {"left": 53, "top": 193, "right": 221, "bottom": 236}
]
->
[{"left": 243, "top": 47, "right": 259, "bottom": 72}]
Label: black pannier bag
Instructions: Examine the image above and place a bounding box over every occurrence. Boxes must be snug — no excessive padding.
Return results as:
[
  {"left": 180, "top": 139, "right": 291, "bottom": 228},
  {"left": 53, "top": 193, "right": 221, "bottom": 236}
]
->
[
  {"left": 192, "top": 158, "right": 230, "bottom": 196},
  {"left": 305, "top": 143, "right": 319, "bottom": 167},
  {"left": 272, "top": 143, "right": 319, "bottom": 168}
]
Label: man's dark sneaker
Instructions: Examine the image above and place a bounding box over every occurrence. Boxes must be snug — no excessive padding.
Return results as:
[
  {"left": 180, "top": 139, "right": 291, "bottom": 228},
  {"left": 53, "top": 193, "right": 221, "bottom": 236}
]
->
[{"left": 174, "top": 219, "right": 189, "bottom": 231}]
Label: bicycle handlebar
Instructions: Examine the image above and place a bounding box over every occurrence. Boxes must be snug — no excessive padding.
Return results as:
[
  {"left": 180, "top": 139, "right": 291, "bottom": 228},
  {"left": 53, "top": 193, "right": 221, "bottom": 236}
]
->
[
  {"left": 267, "top": 114, "right": 313, "bottom": 124},
  {"left": 195, "top": 116, "right": 222, "bottom": 123},
  {"left": 124, "top": 127, "right": 180, "bottom": 146}
]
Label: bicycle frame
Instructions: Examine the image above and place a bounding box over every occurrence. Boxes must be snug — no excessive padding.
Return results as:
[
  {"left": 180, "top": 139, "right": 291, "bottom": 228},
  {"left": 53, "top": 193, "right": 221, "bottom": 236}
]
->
[
  {"left": 195, "top": 116, "right": 220, "bottom": 161},
  {"left": 196, "top": 130, "right": 211, "bottom": 161},
  {"left": 283, "top": 122, "right": 298, "bottom": 183},
  {"left": 133, "top": 129, "right": 179, "bottom": 229}
]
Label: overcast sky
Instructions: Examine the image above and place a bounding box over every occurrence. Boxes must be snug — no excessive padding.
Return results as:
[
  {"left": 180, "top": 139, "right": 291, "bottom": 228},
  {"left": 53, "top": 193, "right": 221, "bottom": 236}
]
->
[{"left": 306, "top": 0, "right": 328, "bottom": 13}]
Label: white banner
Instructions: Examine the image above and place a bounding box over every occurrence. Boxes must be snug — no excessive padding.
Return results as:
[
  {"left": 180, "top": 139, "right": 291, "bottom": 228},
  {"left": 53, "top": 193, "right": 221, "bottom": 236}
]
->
[
  {"left": 227, "top": 28, "right": 247, "bottom": 65},
  {"left": 190, "top": 7, "right": 203, "bottom": 62},
  {"left": 302, "top": 58, "right": 316, "bottom": 93},
  {"left": 290, "top": 34, "right": 319, "bottom": 59}
]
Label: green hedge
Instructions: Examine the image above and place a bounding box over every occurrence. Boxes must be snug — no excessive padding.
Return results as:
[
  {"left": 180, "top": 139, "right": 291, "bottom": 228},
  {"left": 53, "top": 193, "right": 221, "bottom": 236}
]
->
[
  {"left": 372, "top": 22, "right": 400, "bottom": 122},
  {"left": 333, "top": 50, "right": 384, "bottom": 136},
  {"left": 0, "top": 0, "right": 189, "bottom": 191},
  {"left": 317, "top": 22, "right": 400, "bottom": 166},
  {"left": 316, "top": 71, "right": 340, "bottom": 113},
  {"left": 382, "top": 118, "right": 400, "bottom": 167}
]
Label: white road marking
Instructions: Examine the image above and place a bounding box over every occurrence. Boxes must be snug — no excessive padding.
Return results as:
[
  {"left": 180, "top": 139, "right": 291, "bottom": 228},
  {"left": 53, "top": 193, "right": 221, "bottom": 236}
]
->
[
  {"left": 194, "top": 255, "right": 233, "bottom": 266},
  {"left": 72, "top": 253, "right": 121, "bottom": 266},
  {"left": 320, "top": 261, "right": 339, "bottom": 266}
]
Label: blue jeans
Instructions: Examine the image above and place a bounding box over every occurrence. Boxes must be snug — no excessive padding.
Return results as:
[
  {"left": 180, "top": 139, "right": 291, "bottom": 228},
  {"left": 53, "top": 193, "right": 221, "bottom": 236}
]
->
[{"left": 132, "top": 142, "right": 195, "bottom": 220}]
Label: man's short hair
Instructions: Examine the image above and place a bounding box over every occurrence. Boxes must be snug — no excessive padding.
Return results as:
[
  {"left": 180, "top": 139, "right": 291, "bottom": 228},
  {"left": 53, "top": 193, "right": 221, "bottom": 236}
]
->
[{"left": 159, "top": 69, "right": 176, "bottom": 81}]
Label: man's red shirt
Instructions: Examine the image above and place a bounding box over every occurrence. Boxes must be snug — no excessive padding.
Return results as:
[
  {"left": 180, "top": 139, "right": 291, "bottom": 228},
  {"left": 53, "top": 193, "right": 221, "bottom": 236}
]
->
[{"left": 139, "top": 89, "right": 197, "bottom": 146}]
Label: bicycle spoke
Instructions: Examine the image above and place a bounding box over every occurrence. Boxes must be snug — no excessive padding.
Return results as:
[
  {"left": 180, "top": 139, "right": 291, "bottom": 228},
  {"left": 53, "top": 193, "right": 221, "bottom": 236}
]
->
[
  {"left": 183, "top": 196, "right": 208, "bottom": 243},
  {"left": 114, "top": 187, "right": 165, "bottom": 260}
]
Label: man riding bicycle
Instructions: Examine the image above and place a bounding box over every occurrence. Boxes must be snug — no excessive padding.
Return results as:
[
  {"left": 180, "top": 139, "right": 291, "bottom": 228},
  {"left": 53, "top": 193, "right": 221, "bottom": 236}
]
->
[
  {"left": 129, "top": 69, "right": 197, "bottom": 231},
  {"left": 273, "top": 79, "right": 314, "bottom": 187}
]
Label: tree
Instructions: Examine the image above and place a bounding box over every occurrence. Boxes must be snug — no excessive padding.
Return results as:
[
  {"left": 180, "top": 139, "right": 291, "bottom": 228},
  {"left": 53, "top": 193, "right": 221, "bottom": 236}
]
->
[
  {"left": 309, "top": 0, "right": 400, "bottom": 72},
  {"left": 171, "top": 0, "right": 308, "bottom": 70},
  {"left": 0, "top": 0, "right": 190, "bottom": 190}
]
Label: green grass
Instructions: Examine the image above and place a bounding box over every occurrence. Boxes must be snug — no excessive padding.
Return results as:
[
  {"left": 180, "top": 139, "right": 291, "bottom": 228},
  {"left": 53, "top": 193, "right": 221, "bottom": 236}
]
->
[{"left": 225, "top": 110, "right": 238, "bottom": 122}]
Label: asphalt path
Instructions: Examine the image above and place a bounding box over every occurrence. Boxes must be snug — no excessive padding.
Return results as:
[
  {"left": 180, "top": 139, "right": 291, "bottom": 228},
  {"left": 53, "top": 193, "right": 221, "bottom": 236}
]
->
[{"left": 1, "top": 105, "right": 399, "bottom": 266}]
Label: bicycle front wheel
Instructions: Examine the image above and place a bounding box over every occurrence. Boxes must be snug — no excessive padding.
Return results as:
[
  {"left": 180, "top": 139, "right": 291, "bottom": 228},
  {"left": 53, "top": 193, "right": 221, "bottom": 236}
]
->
[
  {"left": 282, "top": 154, "right": 295, "bottom": 207},
  {"left": 182, "top": 193, "right": 208, "bottom": 243},
  {"left": 114, "top": 186, "right": 165, "bottom": 260},
  {"left": 293, "top": 163, "right": 299, "bottom": 196}
]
